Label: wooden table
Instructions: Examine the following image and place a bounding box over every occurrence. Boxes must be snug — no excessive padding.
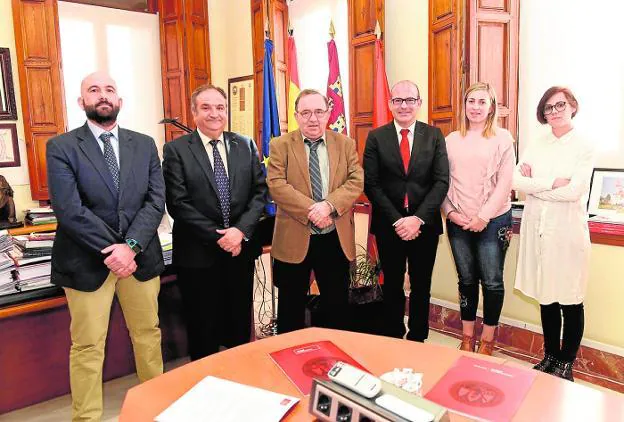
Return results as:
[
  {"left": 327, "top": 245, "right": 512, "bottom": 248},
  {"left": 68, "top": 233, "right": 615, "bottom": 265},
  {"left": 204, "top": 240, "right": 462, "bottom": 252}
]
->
[{"left": 119, "top": 327, "right": 624, "bottom": 421}]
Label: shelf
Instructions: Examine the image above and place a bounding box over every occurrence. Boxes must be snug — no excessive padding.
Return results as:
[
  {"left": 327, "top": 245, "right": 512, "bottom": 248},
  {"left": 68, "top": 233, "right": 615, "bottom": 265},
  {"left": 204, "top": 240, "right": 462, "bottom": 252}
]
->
[{"left": 8, "top": 223, "right": 57, "bottom": 236}]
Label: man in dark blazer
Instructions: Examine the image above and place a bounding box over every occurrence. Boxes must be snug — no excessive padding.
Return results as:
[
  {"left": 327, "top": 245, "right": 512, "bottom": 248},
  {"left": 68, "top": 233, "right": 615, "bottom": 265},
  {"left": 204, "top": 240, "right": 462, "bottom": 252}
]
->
[
  {"left": 363, "top": 80, "right": 449, "bottom": 342},
  {"left": 162, "top": 84, "right": 267, "bottom": 361},
  {"left": 46, "top": 72, "right": 165, "bottom": 421}
]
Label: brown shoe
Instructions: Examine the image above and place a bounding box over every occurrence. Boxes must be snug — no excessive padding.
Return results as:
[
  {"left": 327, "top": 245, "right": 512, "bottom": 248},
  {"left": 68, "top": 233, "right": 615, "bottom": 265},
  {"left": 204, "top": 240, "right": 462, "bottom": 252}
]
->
[
  {"left": 477, "top": 338, "right": 495, "bottom": 355},
  {"left": 459, "top": 335, "right": 476, "bottom": 352}
]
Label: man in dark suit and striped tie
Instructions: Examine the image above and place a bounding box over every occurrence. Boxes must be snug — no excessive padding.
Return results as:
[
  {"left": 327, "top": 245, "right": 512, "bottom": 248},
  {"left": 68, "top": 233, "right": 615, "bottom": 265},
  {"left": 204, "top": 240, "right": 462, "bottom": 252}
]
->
[
  {"left": 162, "top": 85, "right": 267, "bottom": 361},
  {"left": 47, "top": 72, "right": 166, "bottom": 421}
]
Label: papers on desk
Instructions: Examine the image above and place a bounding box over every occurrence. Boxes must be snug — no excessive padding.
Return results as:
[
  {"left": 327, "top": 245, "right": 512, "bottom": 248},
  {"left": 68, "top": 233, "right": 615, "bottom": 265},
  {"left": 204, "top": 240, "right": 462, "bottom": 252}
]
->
[{"left": 154, "top": 376, "right": 299, "bottom": 422}]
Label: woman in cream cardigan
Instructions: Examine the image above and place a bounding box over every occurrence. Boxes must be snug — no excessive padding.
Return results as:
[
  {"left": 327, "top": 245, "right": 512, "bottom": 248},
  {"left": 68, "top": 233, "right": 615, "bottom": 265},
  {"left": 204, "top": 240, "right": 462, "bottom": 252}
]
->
[{"left": 513, "top": 86, "right": 596, "bottom": 381}]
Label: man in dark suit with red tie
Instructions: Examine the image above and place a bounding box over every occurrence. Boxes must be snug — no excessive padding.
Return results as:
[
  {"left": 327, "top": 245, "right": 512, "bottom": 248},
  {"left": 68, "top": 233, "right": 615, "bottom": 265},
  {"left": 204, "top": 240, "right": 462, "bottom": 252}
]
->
[
  {"left": 363, "top": 80, "right": 449, "bottom": 342},
  {"left": 162, "top": 84, "right": 267, "bottom": 360}
]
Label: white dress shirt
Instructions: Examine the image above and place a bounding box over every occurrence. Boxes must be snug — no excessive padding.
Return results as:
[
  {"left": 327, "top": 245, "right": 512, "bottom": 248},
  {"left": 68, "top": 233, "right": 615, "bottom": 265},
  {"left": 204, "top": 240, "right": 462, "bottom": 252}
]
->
[
  {"left": 393, "top": 120, "right": 416, "bottom": 152},
  {"left": 87, "top": 120, "right": 120, "bottom": 167},
  {"left": 197, "top": 129, "right": 229, "bottom": 177}
]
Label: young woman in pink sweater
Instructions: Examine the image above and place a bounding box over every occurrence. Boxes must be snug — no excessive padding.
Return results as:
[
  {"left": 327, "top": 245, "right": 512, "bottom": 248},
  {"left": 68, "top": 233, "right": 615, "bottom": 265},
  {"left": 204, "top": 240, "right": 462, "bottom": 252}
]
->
[{"left": 442, "top": 82, "right": 516, "bottom": 355}]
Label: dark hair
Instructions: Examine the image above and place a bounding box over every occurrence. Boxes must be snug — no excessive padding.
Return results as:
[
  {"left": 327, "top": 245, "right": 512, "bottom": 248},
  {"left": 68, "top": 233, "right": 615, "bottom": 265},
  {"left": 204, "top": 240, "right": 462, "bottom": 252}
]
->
[
  {"left": 191, "top": 84, "right": 227, "bottom": 111},
  {"left": 536, "top": 86, "right": 578, "bottom": 124},
  {"left": 294, "top": 89, "right": 329, "bottom": 111}
]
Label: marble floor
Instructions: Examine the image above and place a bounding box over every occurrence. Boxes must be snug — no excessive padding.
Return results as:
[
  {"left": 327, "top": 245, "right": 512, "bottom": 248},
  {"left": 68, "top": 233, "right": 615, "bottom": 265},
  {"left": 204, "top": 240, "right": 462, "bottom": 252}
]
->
[{"left": 1, "top": 329, "right": 620, "bottom": 422}]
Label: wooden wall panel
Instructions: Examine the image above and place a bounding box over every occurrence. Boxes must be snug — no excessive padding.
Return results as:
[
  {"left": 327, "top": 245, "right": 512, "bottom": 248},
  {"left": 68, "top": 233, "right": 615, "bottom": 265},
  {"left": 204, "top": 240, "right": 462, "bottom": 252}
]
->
[
  {"left": 12, "top": 0, "right": 67, "bottom": 201},
  {"left": 250, "top": 0, "right": 288, "bottom": 148},
  {"left": 428, "top": 0, "right": 463, "bottom": 136},
  {"left": 468, "top": 0, "right": 519, "bottom": 138},
  {"left": 273, "top": 0, "right": 288, "bottom": 133},
  {"left": 348, "top": 0, "right": 384, "bottom": 203},
  {"left": 348, "top": 0, "right": 379, "bottom": 149},
  {"left": 432, "top": 0, "right": 454, "bottom": 21},
  {"left": 158, "top": 0, "right": 211, "bottom": 141}
]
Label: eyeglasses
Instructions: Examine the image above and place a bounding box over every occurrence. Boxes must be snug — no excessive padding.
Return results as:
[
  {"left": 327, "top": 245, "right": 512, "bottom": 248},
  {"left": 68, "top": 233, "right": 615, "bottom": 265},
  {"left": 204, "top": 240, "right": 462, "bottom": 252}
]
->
[
  {"left": 390, "top": 97, "right": 421, "bottom": 107},
  {"left": 544, "top": 101, "right": 567, "bottom": 115},
  {"left": 297, "top": 109, "right": 328, "bottom": 120}
]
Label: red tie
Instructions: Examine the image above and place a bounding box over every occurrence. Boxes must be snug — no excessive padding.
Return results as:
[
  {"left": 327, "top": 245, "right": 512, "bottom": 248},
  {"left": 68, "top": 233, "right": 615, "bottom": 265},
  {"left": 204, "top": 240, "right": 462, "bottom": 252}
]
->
[{"left": 400, "top": 128, "right": 410, "bottom": 208}]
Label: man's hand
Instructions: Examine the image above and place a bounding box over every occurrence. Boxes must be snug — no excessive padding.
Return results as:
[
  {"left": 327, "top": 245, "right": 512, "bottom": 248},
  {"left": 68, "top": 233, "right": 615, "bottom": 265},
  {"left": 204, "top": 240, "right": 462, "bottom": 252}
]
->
[
  {"left": 231, "top": 244, "right": 242, "bottom": 257},
  {"left": 552, "top": 178, "right": 571, "bottom": 189},
  {"left": 101, "top": 243, "right": 137, "bottom": 278},
  {"left": 519, "top": 163, "right": 532, "bottom": 178},
  {"left": 394, "top": 216, "right": 422, "bottom": 241},
  {"left": 216, "top": 227, "right": 244, "bottom": 253},
  {"left": 308, "top": 201, "right": 333, "bottom": 227},
  {"left": 462, "top": 216, "right": 488, "bottom": 232},
  {"left": 448, "top": 211, "right": 470, "bottom": 227}
]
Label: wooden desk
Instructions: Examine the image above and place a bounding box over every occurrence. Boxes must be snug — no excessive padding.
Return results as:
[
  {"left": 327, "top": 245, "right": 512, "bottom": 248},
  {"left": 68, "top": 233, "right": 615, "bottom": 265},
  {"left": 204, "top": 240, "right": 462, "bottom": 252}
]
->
[
  {"left": 119, "top": 328, "right": 624, "bottom": 421},
  {"left": 7, "top": 222, "right": 57, "bottom": 236}
]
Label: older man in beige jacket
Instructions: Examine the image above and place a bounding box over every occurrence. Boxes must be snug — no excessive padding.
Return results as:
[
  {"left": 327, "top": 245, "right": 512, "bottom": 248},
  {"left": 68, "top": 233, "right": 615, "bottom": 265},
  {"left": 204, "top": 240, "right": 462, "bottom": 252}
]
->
[{"left": 267, "top": 89, "right": 363, "bottom": 333}]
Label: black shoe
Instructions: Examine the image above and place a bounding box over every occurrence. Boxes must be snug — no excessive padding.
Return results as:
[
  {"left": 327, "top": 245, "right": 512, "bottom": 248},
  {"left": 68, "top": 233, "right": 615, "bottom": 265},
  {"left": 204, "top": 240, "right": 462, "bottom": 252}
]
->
[
  {"left": 551, "top": 359, "right": 575, "bottom": 382},
  {"left": 533, "top": 354, "right": 556, "bottom": 373}
]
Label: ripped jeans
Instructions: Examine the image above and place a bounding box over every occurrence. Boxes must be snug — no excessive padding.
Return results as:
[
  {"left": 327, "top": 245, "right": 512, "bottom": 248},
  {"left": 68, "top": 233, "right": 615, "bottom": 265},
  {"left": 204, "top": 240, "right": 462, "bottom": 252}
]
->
[{"left": 447, "top": 210, "right": 512, "bottom": 326}]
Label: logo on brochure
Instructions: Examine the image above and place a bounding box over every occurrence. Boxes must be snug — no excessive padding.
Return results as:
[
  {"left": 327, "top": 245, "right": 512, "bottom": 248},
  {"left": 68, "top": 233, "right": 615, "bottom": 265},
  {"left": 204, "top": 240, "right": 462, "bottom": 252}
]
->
[
  {"left": 449, "top": 380, "right": 505, "bottom": 407},
  {"left": 302, "top": 356, "right": 341, "bottom": 379}
]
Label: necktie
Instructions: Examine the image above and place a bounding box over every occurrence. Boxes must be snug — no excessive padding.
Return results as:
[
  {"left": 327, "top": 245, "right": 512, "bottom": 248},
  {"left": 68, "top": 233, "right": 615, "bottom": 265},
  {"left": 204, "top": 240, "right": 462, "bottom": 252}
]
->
[
  {"left": 210, "top": 140, "right": 231, "bottom": 228},
  {"left": 400, "top": 128, "right": 410, "bottom": 208},
  {"left": 99, "top": 132, "right": 119, "bottom": 191},
  {"left": 305, "top": 139, "right": 324, "bottom": 234}
]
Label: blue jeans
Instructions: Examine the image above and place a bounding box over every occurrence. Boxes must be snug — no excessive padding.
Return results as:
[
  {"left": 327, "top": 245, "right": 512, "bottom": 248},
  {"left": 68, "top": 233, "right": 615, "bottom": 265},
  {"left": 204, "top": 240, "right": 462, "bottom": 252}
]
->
[{"left": 446, "top": 210, "right": 512, "bottom": 326}]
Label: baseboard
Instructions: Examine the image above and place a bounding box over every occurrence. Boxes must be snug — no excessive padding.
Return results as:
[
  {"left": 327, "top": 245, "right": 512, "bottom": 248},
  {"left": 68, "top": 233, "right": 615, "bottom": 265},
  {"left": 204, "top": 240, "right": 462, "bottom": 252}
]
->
[
  {"left": 430, "top": 298, "right": 624, "bottom": 358},
  {"left": 423, "top": 299, "right": 624, "bottom": 393}
]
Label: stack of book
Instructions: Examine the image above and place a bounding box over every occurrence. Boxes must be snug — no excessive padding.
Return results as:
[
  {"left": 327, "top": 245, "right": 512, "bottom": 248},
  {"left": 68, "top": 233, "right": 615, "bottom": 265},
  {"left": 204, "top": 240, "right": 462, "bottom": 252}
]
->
[
  {"left": 0, "top": 230, "right": 13, "bottom": 254},
  {"left": 24, "top": 207, "right": 57, "bottom": 225},
  {"left": 0, "top": 252, "right": 17, "bottom": 296},
  {"left": 9, "top": 233, "right": 55, "bottom": 293}
]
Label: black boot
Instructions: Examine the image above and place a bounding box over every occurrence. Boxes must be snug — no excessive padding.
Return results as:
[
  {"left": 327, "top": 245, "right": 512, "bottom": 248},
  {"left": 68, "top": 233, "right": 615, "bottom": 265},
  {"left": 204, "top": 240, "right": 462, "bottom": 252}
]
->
[
  {"left": 551, "top": 359, "right": 575, "bottom": 382},
  {"left": 533, "top": 354, "right": 556, "bottom": 373}
]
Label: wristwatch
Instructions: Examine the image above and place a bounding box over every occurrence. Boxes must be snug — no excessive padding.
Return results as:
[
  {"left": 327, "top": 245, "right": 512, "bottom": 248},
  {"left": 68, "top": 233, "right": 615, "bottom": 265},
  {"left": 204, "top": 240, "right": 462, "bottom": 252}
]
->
[{"left": 125, "top": 238, "right": 142, "bottom": 254}]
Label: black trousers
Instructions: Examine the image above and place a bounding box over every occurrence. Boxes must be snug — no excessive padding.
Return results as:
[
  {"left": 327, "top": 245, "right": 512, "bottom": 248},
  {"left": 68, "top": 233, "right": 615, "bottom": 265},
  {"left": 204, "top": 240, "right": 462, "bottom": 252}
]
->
[
  {"left": 540, "top": 302, "right": 584, "bottom": 363},
  {"left": 274, "top": 230, "right": 351, "bottom": 334},
  {"left": 375, "top": 224, "right": 439, "bottom": 342},
  {"left": 176, "top": 249, "right": 255, "bottom": 361}
]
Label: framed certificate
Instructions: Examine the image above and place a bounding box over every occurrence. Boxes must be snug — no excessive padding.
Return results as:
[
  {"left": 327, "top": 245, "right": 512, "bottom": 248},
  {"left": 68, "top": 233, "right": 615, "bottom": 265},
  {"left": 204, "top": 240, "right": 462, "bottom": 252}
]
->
[
  {"left": 588, "top": 168, "right": 624, "bottom": 222},
  {"left": 228, "top": 75, "right": 254, "bottom": 138}
]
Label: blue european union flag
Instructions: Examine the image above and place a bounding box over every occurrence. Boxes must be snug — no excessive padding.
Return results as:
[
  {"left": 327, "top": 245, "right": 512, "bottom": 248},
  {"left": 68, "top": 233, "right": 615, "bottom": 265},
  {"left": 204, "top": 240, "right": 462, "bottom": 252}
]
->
[{"left": 262, "top": 39, "right": 281, "bottom": 216}]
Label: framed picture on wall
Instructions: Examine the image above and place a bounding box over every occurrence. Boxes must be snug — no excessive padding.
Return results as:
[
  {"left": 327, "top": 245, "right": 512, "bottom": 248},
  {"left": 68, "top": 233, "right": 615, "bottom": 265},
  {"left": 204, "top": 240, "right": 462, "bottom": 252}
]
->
[
  {"left": 0, "top": 48, "right": 18, "bottom": 121},
  {"left": 228, "top": 75, "right": 254, "bottom": 139},
  {"left": 588, "top": 168, "right": 624, "bottom": 222},
  {"left": 0, "top": 123, "right": 20, "bottom": 168}
]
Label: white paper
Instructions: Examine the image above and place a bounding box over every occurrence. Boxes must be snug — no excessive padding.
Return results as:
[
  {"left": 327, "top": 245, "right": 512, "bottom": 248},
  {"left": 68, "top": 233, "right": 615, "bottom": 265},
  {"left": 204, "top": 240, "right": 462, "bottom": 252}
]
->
[{"left": 154, "top": 376, "right": 299, "bottom": 422}]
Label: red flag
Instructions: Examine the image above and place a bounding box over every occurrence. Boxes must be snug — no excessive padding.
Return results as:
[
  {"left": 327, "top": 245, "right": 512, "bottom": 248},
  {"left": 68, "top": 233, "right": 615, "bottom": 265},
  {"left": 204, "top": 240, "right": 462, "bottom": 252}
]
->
[
  {"left": 287, "top": 34, "right": 301, "bottom": 132},
  {"left": 373, "top": 38, "right": 393, "bottom": 128},
  {"left": 325, "top": 39, "right": 347, "bottom": 135}
]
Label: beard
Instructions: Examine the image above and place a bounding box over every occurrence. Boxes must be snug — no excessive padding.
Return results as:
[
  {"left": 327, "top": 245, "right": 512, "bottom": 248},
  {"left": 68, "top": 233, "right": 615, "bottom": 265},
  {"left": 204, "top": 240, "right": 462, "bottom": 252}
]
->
[{"left": 84, "top": 101, "right": 120, "bottom": 125}]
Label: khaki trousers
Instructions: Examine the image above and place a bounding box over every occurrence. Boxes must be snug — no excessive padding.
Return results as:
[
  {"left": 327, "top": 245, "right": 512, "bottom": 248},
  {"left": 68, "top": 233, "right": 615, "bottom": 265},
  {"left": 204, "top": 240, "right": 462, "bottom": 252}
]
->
[{"left": 64, "top": 273, "right": 163, "bottom": 422}]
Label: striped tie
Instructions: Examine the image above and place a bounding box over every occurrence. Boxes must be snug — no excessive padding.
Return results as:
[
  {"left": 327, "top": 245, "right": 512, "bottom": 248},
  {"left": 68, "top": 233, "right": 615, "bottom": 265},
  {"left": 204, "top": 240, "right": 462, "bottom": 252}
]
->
[
  {"left": 210, "top": 140, "right": 231, "bottom": 228},
  {"left": 305, "top": 139, "right": 324, "bottom": 234},
  {"left": 99, "top": 132, "right": 119, "bottom": 191}
]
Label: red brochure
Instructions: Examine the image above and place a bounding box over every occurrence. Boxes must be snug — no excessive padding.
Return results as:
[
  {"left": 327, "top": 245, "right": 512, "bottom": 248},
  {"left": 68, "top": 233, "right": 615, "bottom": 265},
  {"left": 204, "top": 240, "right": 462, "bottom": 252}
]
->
[
  {"left": 425, "top": 356, "right": 536, "bottom": 422},
  {"left": 269, "top": 340, "right": 368, "bottom": 395}
]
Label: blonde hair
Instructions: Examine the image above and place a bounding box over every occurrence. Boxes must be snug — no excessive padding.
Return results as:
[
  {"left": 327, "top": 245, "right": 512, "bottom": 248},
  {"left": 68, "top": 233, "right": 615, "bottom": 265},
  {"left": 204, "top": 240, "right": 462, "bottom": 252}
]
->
[{"left": 459, "top": 82, "right": 498, "bottom": 138}]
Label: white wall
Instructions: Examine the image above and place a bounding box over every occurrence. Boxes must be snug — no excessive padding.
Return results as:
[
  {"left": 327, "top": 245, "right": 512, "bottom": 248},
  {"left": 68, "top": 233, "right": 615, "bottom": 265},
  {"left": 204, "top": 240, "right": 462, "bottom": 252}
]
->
[
  {"left": 58, "top": 2, "right": 165, "bottom": 152},
  {"left": 518, "top": 0, "right": 624, "bottom": 167},
  {"left": 208, "top": 0, "right": 254, "bottom": 93},
  {"left": 385, "top": 0, "right": 429, "bottom": 122},
  {"left": 288, "top": 0, "right": 350, "bottom": 132}
]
